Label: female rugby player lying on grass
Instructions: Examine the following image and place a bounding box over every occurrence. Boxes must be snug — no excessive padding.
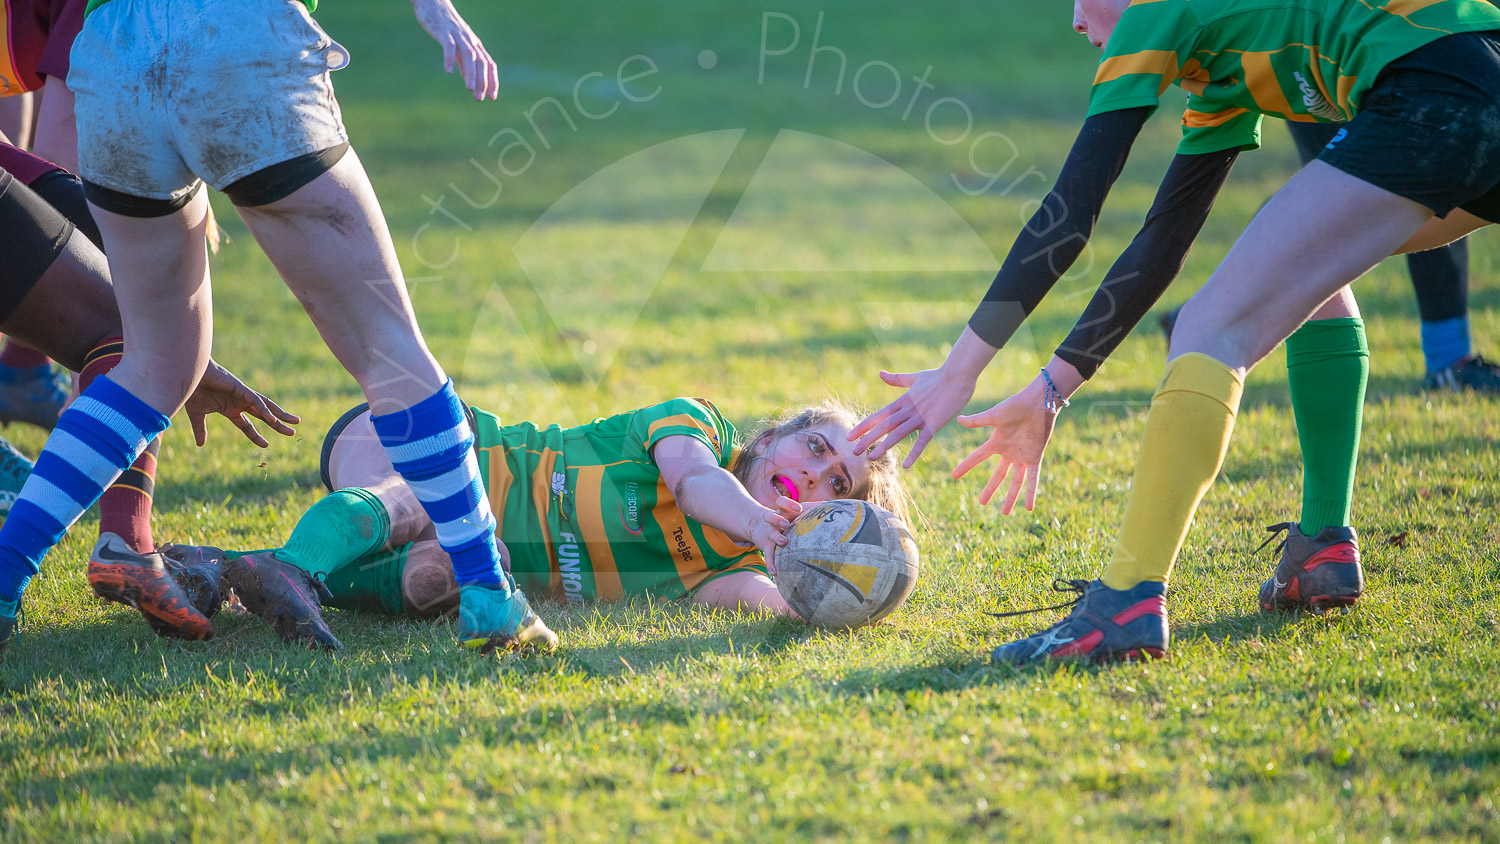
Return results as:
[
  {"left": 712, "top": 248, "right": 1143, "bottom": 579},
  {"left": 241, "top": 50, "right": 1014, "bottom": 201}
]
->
[{"left": 167, "top": 397, "right": 911, "bottom": 649}]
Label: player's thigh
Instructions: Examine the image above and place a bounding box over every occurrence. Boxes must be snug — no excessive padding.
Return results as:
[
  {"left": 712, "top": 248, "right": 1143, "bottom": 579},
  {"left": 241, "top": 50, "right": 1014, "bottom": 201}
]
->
[
  {"left": 2, "top": 231, "right": 120, "bottom": 371},
  {"left": 234, "top": 152, "right": 438, "bottom": 391},
  {"left": 85, "top": 193, "right": 215, "bottom": 413},
  {"left": 1170, "top": 161, "right": 1430, "bottom": 370}
]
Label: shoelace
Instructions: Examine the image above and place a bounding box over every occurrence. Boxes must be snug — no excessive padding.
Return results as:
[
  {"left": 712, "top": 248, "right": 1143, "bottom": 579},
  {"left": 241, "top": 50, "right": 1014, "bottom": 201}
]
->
[
  {"left": 986, "top": 578, "right": 1091, "bottom": 619},
  {"left": 1257, "top": 522, "right": 1296, "bottom": 556}
]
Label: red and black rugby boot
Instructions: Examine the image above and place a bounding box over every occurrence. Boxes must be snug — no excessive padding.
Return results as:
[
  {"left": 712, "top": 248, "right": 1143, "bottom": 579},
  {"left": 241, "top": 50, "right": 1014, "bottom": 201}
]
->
[
  {"left": 991, "top": 578, "right": 1168, "bottom": 665},
  {"left": 1256, "top": 522, "right": 1363, "bottom": 613}
]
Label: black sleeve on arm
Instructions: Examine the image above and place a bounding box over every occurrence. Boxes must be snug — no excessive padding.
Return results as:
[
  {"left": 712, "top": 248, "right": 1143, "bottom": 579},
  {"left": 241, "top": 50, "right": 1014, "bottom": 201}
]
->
[
  {"left": 1053, "top": 146, "right": 1239, "bottom": 378},
  {"left": 967, "top": 107, "right": 1151, "bottom": 349}
]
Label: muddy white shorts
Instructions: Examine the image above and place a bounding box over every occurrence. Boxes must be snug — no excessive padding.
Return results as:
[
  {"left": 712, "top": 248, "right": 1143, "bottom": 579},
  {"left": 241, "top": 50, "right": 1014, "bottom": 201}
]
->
[{"left": 69, "top": 0, "right": 350, "bottom": 214}]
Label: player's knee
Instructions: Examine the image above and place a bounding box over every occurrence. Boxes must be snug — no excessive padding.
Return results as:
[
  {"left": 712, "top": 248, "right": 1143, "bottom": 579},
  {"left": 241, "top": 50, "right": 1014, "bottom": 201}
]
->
[{"left": 401, "top": 541, "right": 460, "bottom": 618}]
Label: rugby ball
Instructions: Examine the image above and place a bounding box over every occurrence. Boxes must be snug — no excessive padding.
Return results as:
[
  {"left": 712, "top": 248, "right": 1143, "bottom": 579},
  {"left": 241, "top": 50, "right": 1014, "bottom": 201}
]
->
[{"left": 775, "top": 499, "right": 919, "bottom": 630}]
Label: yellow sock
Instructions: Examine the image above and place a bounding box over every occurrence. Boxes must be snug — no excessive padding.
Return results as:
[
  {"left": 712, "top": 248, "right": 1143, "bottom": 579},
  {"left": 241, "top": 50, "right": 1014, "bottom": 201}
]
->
[{"left": 1101, "top": 353, "right": 1244, "bottom": 591}]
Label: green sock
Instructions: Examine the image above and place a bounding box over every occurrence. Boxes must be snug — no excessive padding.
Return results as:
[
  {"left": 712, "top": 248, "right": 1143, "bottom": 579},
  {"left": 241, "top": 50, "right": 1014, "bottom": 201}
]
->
[
  {"left": 324, "top": 543, "right": 412, "bottom": 616},
  {"left": 1286, "top": 318, "right": 1368, "bottom": 535},
  {"left": 276, "top": 488, "right": 391, "bottom": 578}
]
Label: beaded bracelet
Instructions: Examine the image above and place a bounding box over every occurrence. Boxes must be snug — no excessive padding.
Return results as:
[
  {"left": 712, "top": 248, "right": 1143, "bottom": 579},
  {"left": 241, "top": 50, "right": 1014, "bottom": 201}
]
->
[{"left": 1041, "top": 367, "right": 1070, "bottom": 414}]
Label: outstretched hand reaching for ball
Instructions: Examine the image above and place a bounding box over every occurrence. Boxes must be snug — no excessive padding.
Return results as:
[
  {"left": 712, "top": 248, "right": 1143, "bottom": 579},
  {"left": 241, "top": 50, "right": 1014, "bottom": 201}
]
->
[
  {"left": 848, "top": 367, "right": 976, "bottom": 468},
  {"left": 952, "top": 382, "right": 1057, "bottom": 515},
  {"left": 413, "top": 0, "right": 500, "bottom": 101},
  {"left": 847, "top": 327, "right": 998, "bottom": 467},
  {"left": 185, "top": 360, "right": 299, "bottom": 448}
]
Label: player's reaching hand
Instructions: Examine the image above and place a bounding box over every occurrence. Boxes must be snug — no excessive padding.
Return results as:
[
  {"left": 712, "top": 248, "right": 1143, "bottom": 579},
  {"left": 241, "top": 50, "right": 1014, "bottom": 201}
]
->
[
  {"left": 747, "top": 496, "right": 801, "bottom": 575},
  {"left": 849, "top": 327, "right": 997, "bottom": 467},
  {"left": 413, "top": 0, "right": 500, "bottom": 101},
  {"left": 952, "top": 359, "right": 1082, "bottom": 514},
  {"left": 185, "top": 361, "right": 300, "bottom": 448},
  {"left": 849, "top": 367, "right": 976, "bottom": 467},
  {"left": 953, "top": 381, "right": 1057, "bottom": 515}
]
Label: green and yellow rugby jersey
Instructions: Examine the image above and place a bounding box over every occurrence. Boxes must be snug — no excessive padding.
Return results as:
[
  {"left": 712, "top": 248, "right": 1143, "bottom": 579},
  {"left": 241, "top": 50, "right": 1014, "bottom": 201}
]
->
[
  {"left": 1089, "top": 0, "right": 1500, "bottom": 154},
  {"left": 472, "top": 398, "right": 767, "bottom": 604}
]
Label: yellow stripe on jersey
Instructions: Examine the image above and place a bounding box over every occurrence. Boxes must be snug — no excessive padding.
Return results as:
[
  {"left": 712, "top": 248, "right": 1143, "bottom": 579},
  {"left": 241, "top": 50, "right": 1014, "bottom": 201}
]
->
[
  {"left": 1336, "top": 74, "right": 1358, "bottom": 114},
  {"left": 1235, "top": 50, "right": 1298, "bottom": 118},
  {"left": 484, "top": 446, "right": 514, "bottom": 528},
  {"left": 531, "top": 448, "right": 561, "bottom": 596},
  {"left": 1378, "top": 0, "right": 1465, "bottom": 31},
  {"left": 1183, "top": 106, "right": 1252, "bottom": 128},
  {"left": 701, "top": 523, "right": 756, "bottom": 560},
  {"left": 1095, "top": 50, "right": 1182, "bottom": 91},
  {"left": 574, "top": 465, "right": 625, "bottom": 601},
  {"left": 646, "top": 413, "right": 720, "bottom": 451},
  {"left": 651, "top": 480, "right": 711, "bottom": 593}
]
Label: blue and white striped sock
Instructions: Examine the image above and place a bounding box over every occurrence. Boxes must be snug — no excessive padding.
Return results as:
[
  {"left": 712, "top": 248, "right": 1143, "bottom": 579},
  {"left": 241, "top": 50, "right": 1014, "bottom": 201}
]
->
[
  {"left": 370, "top": 381, "right": 507, "bottom": 589},
  {"left": 0, "top": 376, "right": 169, "bottom": 602}
]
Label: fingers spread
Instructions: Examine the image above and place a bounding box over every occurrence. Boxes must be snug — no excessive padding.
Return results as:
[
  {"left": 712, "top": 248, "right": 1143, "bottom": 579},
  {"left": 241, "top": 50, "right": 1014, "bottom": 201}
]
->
[
  {"left": 978, "top": 461, "right": 1010, "bottom": 506},
  {"left": 849, "top": 401, "right": 899, "bottom": 442},
  {"left": 1025, "top": 466, "right": 1041, "bottom": 512},
  {"left": 1000, "top": 468, "right": 1024, "bottom": 516}
]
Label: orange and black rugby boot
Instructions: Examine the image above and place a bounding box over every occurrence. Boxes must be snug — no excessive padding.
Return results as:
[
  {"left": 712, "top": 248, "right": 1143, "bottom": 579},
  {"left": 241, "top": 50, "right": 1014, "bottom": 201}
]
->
[{"left": 88, "top": 532, "right": 213, "bottom": 640}]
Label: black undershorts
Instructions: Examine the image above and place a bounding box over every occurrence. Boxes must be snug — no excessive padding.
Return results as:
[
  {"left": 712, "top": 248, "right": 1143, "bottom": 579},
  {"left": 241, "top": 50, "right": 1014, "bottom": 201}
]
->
[
  {"left": 83, "top": 142, "right": 350, "bottom": 218},
  {"left": 1319, "top": 30, "right": 1500, "bottom": 222},
  {"left": 0, "top": 168, "right": 72, "bottom": 324}
]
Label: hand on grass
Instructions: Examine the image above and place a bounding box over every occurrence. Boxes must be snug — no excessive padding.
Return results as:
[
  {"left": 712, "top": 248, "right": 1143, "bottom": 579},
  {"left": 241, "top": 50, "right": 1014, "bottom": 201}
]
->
[
  {"left": 413, "top": 0, "right": 500, "bottom": 100},
  {"left": 185, "top": 361, "right": 300, "bottom": 448},
  {"left": 952, "top": 379, "right": 1056, "bottom": 515}
]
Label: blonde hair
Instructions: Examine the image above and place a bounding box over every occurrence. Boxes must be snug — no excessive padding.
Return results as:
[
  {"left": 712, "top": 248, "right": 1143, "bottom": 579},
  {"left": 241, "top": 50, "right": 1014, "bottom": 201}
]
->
[{"left": 730, "top": 398, "right": 914, "bottom": 531}]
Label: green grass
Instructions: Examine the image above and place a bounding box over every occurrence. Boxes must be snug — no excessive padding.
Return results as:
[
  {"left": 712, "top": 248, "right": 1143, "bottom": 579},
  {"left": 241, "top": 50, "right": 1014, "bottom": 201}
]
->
[{"left": 3, "top": 2, "right": 1499, "bottom": 840}]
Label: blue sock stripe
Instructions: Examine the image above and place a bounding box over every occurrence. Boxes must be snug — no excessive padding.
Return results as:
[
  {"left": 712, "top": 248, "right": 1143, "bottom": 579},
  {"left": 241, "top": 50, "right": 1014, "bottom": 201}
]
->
[
  {"left": 57, "top": 401, "right": 144, "bottom": 460},
  {"left": 389, "top": 442, "right": 476, "bottom": 482},
  {"left": 369, "top": 380, "right": 465, "bottom": 440},
  {"left": 403, "top": 463, "right": 483, "bottom": 511},
  {"left": 8, "top": 500, "right": 67, "bottom": 545},
  {"left": 34, "top": 432, "right": 126, "bottom": 490},
  {"left": 432, "top": 516, "right": 495, "bottom": 551},
  {"left": 419, "top": 493, "right": 487, "bottom": 529},
  {"left": 19, "top": 467, "right": 98, "bottom": 516},
  {"left": 86, "top": 375, "right": 173, "bottom": 433},
  {"left": 380, "top": 424, "right": 473, "bottom": 467}
]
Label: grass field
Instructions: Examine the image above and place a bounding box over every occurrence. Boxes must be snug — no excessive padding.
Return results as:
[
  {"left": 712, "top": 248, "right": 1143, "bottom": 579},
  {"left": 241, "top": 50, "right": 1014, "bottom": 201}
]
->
[{"left": 3, "top": 2, "right": 1499, "bottom": 841}]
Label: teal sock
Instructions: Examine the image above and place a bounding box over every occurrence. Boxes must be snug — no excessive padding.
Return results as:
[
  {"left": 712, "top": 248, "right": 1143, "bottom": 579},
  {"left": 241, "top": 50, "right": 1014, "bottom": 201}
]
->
[
  {"left": 1286, "top": 318, "right": 1368, "bottom": 534},
  {"left": 276, "top": 488, "right": 391, "bottom": 578}
]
